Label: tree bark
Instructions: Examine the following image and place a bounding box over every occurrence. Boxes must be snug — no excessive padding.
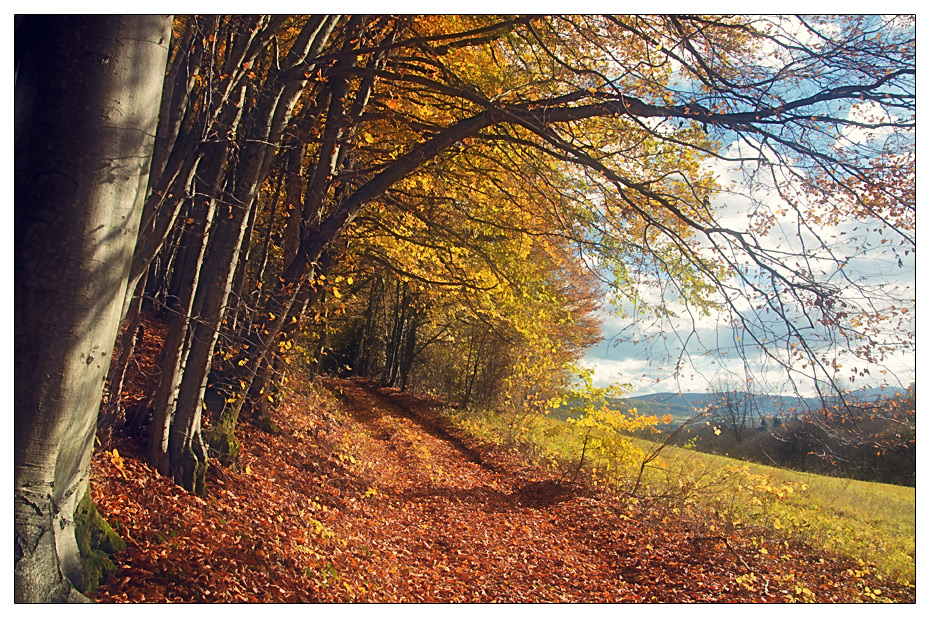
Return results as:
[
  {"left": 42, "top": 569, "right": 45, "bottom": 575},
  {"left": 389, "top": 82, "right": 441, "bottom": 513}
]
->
[
  {"left": 14, "top": 15, "right": 171, "bottom": 602},
  {"left": 147, "top": 178, "right": 220, "bottom": 487}
]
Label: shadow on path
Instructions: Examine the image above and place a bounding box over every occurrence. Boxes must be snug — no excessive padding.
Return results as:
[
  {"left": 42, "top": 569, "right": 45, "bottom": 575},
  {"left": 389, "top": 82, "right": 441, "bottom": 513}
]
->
[{"left": 327, "top": 378, "right": 491, "bottom": 468}]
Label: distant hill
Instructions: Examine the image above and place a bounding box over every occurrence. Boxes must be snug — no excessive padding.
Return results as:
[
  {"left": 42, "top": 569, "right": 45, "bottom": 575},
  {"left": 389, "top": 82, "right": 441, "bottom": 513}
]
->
[
  {"left": 624, "top": 387, "right": 908, "bottom": 424},
  {"left": 625, "top": 392, "right": 809, "bottom": 421},
  {"left": 554, "top": 386, "right": 908, "bottom": 425}
]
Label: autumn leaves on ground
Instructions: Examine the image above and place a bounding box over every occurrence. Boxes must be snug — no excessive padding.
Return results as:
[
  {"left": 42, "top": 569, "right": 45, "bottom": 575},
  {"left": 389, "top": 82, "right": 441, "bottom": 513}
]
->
[{"left": 89, "top": 378, "right": 914, "bottom": 603}]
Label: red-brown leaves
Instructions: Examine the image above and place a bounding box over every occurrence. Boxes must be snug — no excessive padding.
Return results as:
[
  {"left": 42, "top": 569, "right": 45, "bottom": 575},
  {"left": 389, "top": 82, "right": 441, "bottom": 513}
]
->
[{"left": 89, "top": 379, "right": 915, "bottom": 603}]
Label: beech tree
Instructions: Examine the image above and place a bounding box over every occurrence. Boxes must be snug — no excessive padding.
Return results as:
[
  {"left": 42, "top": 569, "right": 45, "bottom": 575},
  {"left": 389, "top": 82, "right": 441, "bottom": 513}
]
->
[{"left": 14, "top": 15, "right": 172, "bottom": 602}]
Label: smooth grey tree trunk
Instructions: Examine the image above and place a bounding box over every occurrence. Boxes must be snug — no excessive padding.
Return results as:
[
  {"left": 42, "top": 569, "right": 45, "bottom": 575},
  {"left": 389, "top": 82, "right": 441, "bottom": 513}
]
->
[
  {"left": 14, "top": 15, "right": 171, "bottom": 602},
  {"left": 147, "top": 182, "right": 219, "bottom": 487},
  {"left": 146, "top": 91, "right": 244, "bottom": 490}
]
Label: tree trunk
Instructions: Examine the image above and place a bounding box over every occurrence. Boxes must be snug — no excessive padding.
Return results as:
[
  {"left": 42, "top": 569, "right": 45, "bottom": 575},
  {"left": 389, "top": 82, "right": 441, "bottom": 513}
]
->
[
  {"left": 147, "top": 186, "right": 218, "bottom": 488},
  {"left": 280, "top": 142, "right": 307, "bottom": 266},
  {"left": 14, "top": 15, "right": 170, "bottom": 602},
  {"left": 398, "top": 307, "right": 424, "bottom": 392},
  {"left": 354, "top": 275, "right": 385, "bottom": 377},
  {"left": 175, "top": 125, "right": 267, "bottom": 472},
  {"left": 225, "top": 186, "right": 262, "bottom": 335}
]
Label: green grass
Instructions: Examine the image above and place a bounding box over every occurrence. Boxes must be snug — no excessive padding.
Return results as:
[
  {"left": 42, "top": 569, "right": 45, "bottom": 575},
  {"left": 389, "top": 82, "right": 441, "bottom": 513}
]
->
[
  {"left": 766, "top": 465, "right": 916, "bottom": 583},
  {"left": 444, "top": 407, "right": 916, "bottom": 585},
  {"left": 632, "top": 441, "right": 916, "bottom": 584}
]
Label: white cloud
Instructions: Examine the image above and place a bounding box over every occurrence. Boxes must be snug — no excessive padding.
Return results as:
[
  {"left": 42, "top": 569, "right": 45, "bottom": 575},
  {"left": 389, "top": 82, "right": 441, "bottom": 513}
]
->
[
  {"left": 586, "top": 131, "right": 915, "bottom": 397},
  {"left": 749, "top": 16, "right": 841, "bottom": 71},
  {"left": 839, "top": 101, "right": 897, "bottom": 145}
]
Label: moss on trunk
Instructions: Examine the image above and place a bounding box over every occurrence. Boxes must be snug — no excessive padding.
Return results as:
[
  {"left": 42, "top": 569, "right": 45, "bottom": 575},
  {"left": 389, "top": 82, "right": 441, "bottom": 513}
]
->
[
  {"left": 171, "top": 446, "right": 209, "bottom": 495},
  {"left": 73, "top": 486, "right": 126, "bottom": 593},
  {"left": 205, "top": 395, "right": 245, "bottom": 468}
]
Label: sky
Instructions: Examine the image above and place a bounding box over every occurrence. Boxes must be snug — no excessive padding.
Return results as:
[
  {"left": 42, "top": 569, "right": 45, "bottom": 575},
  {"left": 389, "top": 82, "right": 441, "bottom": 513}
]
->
[
  {"left": 582, "top": 143, "right": 916, "bottom": 397},
  {"left": 4, "top": 11, "right": 917, "bottom": 403},
  {"left": 580, "top": 17, "right": 917, "bottom": 397}
]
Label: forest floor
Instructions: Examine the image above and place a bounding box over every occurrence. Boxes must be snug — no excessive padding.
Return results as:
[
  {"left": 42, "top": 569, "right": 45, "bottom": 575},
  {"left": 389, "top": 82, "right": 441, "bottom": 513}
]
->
[{"left": 89, "top": 376, "right": 916, "bottom": 603}]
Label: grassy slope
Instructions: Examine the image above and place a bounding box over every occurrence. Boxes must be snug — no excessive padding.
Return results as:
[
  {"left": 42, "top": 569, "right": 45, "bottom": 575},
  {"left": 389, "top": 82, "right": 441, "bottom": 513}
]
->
[
  {"left": 640, "top": 442, "right": 917, "bottom": 585},
  {"left": 446, "top": 409, "right": 916, "bottom": 586}
]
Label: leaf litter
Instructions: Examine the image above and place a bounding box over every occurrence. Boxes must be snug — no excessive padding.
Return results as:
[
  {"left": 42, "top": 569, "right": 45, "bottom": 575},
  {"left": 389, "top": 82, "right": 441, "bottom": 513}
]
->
[{"left": 90, "top": 378, "right": 915, "bottom": 603}]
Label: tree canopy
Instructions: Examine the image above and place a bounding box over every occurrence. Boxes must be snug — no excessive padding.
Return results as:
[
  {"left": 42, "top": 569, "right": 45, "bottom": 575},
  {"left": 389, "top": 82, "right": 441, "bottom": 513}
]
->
[{"left": 107, "top": 14, "right": 917, "bottom": 489}]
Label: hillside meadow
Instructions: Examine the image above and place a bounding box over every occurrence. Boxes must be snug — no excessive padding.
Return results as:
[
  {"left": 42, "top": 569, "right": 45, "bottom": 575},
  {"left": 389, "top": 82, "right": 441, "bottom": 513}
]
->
[{"left": 444, "top": 407, "right": 916, "bottom": 586}]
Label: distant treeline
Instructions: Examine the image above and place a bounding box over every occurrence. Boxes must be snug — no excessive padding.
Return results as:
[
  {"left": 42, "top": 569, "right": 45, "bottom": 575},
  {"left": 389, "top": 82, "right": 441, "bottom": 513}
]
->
[{"left": 637, "top": 394, "right": 916, "bottom": 487}]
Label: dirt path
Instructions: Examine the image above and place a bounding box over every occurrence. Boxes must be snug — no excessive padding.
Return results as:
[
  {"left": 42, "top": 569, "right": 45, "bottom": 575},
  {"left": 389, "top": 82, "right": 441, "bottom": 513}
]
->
[
  {"left": 88, "top": 377, "right": 914, "bottom": 603},
  {"left": 322, "top": 384, "right": 629, "bottom": 602},
  {"left": 309, "top": 380, "right": 802, "bottom": 602},
  {"left": 323, "top": 379, "right": 640, "bottom": 602}
]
